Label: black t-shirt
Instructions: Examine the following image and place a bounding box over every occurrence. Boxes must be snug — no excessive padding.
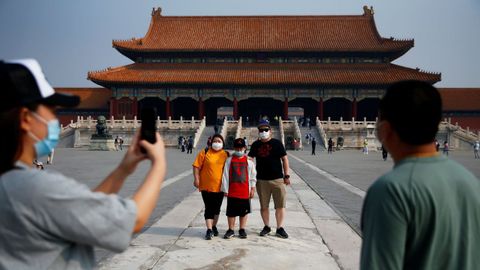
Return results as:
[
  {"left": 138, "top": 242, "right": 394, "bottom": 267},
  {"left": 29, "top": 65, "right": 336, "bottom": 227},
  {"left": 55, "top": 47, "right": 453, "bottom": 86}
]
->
[{"left": 248, "top": 138, "right": 287, "bottom": 180}]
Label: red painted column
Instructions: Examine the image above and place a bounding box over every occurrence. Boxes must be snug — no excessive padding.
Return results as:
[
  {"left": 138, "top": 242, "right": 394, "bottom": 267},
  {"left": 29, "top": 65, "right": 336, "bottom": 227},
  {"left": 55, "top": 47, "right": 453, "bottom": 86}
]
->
[
  {"left": 317, "top": 98, "right": 324, "bottom": 120},
  {"left": 109, "top": 98, "right": 117, "bottom": 118},
  {"left": 283, "top": 98, "right": 289, "bottom": 120},
  {"left": 198, "top": 98, "right": 205, "bottom": 119},
  {"left": 352, "top": 98, "right": 358, "bottom": 119},
  {"left": 166, "top": 97, "right": 171, "bottom": 118},
  {"left": 233, "top": 98, "right": 238, "bottom": 120},
  {"left": 132, "top": 97, "right": 138, "bottom": 118}
]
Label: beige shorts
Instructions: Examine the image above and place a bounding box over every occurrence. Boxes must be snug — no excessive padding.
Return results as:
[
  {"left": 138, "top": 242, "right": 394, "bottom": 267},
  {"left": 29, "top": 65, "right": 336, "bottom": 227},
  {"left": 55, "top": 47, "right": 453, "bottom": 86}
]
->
[{"left": 256, "top": 179, "right": 286, "bottom": 209}]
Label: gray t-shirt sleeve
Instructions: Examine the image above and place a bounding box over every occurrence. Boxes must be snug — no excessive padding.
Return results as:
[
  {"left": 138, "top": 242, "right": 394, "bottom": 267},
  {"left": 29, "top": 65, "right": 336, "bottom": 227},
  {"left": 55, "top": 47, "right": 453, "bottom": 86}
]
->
[{"left": 28, "top": 171, "right": 137, "bottom": 253}]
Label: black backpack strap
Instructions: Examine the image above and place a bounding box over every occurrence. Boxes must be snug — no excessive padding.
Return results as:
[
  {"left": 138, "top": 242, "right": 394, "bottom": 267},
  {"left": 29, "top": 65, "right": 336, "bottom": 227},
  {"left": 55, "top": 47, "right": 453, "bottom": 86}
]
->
[{"left": 204, "top": 147, "right": 209, "bottom": 154}]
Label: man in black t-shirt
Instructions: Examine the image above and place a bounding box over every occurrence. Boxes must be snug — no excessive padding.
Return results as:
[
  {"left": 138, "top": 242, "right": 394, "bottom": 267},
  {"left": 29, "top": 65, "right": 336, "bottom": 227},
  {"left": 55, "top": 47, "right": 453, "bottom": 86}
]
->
[{"left": 248, "top": 120, "right": 290, "bottom": 238}]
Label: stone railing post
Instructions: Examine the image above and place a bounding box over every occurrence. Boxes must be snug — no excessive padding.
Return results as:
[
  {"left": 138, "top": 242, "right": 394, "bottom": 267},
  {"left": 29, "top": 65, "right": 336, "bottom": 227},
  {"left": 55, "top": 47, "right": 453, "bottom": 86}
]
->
[
  {"left": 328, "top": 117, "right": 331, "bottom": 129},
  {"left": 87, "top": 116, "right": 92, "bottom": 129},
  {"left": 180, "top": 116, "right": 183, "bottom": 128},
  {"left": 133, "top": 116, "right": 138, "bottom": 129},
  {"left": 156, "top": 116, "right": 160, "bottom": 129},
  {"left": 122, "top": 115, "right": 126, "bottom": 129},
  {"left": 340, "top": 117, "right": 343, "bottom": 128},
  {"left": 110, "top": 116, "right": 115, "bottom": 129},
  {"left": 191, "top": 116, "right": 195, "bottom": 129},
  {"left": 168, "top": 116, "right": 172, "bottom": 129},
  {"left": 364, "top": 117, "right": 367, "bottom": 127},
  {"left": 235, "top": 117, "right": 242, "bottom": 139}
]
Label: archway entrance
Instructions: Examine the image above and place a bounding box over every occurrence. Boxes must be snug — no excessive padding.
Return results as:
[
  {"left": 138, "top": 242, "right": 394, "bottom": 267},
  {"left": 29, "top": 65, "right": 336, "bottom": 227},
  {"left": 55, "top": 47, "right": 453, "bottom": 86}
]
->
[
  {"left": 324, "top": 98, "right": 351, "bottom": 120},
  {"left": 238, "top": 98, "right": 283, "bottom": 126},
  {"left": 204, "top": 97, "right": 232, "bottom": 125},
  {"left": 289, "top": 98, "right": 318, "bottom": 126},
  {"left": 358, "top": 98, "right": 380, "bottom": 121},
  {"left": 171, "top": 97, "right": 197, "bottom": 119},
  {"left": 138, "top": 97, "right": 165, "bottom": 119}
]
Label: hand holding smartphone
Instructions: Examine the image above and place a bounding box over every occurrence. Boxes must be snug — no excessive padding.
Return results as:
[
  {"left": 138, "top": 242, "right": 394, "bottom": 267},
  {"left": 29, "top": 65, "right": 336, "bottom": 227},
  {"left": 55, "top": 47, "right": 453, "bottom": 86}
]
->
[{"left": 140, "top": 107, "right": 157, "bottom": 154}]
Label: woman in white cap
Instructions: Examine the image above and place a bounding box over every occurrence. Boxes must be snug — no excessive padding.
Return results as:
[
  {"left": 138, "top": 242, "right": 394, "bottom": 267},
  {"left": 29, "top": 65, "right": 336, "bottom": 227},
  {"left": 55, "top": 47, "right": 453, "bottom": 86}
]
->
[{"left": 0, "top": 59, "right": 166, "bottom": 269}]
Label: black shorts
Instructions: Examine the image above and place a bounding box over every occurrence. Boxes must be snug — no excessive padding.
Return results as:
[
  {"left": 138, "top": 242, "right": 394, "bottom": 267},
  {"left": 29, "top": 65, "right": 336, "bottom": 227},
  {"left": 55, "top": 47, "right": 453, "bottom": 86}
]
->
[{"left": 226, "top": 197, "right": 251, "bottom": 217}]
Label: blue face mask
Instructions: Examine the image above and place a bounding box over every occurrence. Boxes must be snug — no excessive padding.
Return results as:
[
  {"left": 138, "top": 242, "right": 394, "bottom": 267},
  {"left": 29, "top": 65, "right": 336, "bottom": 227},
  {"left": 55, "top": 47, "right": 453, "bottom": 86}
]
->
[{"left": 28, "top": 112, "right": 60, "bottom": 158}]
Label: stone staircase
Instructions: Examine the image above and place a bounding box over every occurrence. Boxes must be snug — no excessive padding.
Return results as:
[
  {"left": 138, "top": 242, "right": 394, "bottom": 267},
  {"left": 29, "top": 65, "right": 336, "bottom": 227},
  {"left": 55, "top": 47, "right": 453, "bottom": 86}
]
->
[
  {"left": 195, "top": 125, "right": 216, "bottom": 149},
  {"left": 299, "top": 126, "right": 324, "bottom": 151}
]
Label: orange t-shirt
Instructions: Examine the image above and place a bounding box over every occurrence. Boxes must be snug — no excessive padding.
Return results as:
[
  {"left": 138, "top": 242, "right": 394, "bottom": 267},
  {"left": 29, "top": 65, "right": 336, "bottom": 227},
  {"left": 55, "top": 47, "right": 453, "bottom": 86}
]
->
[{"left": 192, "top": 149, "right": 229, "bottom": 192}]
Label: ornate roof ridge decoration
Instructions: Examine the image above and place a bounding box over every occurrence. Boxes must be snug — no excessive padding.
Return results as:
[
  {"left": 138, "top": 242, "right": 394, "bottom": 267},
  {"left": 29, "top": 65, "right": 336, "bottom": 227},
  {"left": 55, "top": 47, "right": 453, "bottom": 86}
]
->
[
  {"left": 111, "top": 6, "right": 413, "bottom": 57},
  {"left": 413, "top": 66, "right": 442, "bottom": 76}
]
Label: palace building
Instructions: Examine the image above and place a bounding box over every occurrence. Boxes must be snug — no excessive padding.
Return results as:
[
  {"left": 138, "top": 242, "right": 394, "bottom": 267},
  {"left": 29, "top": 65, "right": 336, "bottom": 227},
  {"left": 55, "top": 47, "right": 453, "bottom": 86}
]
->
[{"left": 79, "top": 6, "right": 442, "bottom": 125}]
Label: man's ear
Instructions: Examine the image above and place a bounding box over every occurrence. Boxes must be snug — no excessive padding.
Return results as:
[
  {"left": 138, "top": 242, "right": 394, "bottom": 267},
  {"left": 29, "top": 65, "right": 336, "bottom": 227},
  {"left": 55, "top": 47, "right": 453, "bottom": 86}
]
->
[
  {"left": 382, "top": 121, "right": 397, "bottom": 143},
  {"left": 19, "top": 107, "right": 33, "bottom": 132}
]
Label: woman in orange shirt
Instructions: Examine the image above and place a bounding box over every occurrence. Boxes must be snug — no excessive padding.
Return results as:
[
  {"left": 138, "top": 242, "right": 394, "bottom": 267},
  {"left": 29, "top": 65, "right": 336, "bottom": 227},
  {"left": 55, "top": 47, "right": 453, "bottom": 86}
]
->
[{"left": 192, "top": 134, "right": 229, "bottom": 240}]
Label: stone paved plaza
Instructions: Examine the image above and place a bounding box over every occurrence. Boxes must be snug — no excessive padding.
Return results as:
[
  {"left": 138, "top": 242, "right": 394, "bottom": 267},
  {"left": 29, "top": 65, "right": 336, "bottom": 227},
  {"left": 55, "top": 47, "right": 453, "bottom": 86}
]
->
[{"left": 44, "top": 147, "right": 479, "bottom": 265}]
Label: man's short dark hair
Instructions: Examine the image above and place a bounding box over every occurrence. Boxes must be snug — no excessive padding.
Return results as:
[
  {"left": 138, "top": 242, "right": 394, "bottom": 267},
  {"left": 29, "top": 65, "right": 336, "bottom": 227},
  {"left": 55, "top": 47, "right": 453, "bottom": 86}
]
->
[{"left": 379, "top": 80, "right": 442, "bottom": 145}]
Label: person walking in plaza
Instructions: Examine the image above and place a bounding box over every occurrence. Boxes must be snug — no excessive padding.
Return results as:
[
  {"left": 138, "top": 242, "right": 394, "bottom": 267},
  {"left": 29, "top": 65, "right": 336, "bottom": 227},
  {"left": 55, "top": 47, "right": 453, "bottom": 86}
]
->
[
  {"left": 327, "top": 137, "right": 334, "bottom": 154},
  {"left": 443, "top": 140, "right": 449, "bottom": 156},
  {"left": 46, "top": 148, "right": 54, "bottom": 164},
  {"left": 361, "top": 80, "right": 480, "bottom": 270},
  {"left": 187, "top": 136, "right": 193, "bottom": 154},
  {"left": 248, "top": 120, "right": 290, "bottom": 238},
  {"left": 311, "top": 137, "right": 316, "bottom": 155},
  {"left": 434, "top": 139, "right": 440, "bottom": 152},
  {"left": 243, "top": 136, "right": 248, "bottom": 152},
  {"left": 192, "top": 134, "right": 229, "bottom": 240},
  {"left": 363, "top": 139, "right": 369, "bottom": 155},
  {"left": 0, "top": 59, "right": 167, "bottom": 270},
  {"left": 221, "top": 138, "right": 257, "bottom": 239},
  {"left": 114, "top": 135, "right": 119, "bottom": 151},
  {"left": 207, "top": 136, "right": 212, "bottom": 147},
  {"left": 381, "top": 145, "right": 388, "bottom": 161},
  {"left": 473, "top": 140, "right": 479, "bottom": 159},
  {"left": 119, "top": 136, "right": 124, "bottom": 151}
]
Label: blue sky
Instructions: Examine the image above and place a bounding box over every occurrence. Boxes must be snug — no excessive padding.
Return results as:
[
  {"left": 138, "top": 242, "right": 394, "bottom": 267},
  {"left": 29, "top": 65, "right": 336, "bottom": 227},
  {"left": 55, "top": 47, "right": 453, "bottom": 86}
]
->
[{"left": 0, "top": 0, "right": 479, "bottom": 87}]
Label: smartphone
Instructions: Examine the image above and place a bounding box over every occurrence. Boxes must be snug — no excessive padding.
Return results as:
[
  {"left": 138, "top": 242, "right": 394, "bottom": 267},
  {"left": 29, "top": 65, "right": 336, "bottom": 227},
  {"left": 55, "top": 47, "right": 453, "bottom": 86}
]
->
[{"left": 140, "top": 107, "right": 157, "bottom": 153}]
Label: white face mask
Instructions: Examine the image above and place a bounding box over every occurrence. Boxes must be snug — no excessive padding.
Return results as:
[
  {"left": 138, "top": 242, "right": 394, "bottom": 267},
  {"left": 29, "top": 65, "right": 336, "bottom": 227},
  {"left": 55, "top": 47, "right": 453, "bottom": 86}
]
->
[
  {"left": 211, "top": 142, "right": 223, "bottom": 151},
  {"left": 233, "top": 150, "right": 244, "bottom": 157},
  {"left": 259, "top": 131, "right": 270, "bottom": 140}
]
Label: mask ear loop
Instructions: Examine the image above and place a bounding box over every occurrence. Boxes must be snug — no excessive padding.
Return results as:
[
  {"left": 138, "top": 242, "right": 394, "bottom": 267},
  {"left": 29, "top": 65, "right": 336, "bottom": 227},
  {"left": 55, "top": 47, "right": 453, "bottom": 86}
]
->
[
  {"left": 30, "top": 111, "right": 49, "bottom": 125},
  {"left": 27, "top": 111, "right": 48, "bottom": 143}
]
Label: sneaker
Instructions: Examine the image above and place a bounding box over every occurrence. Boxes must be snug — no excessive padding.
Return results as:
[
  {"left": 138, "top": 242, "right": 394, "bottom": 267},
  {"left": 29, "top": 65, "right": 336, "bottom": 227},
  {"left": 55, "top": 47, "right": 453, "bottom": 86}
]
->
[
  {"left": 259, "top": 226, "right": 271, "bottom": 236},
  {"left": 238, "top": 229, "right": 247, "bottom": 239},
  {"left": 212, "top": 226, "right": 219, "bottom": 237},
  {"left": 205, "top": 229, "right": 213, "bottom": 240},
  {"left": 224, "top": 229, "right": 235, "bottom": 239},
  {"left": 275, "top": 227, "right": 289, "bottom": 239}
]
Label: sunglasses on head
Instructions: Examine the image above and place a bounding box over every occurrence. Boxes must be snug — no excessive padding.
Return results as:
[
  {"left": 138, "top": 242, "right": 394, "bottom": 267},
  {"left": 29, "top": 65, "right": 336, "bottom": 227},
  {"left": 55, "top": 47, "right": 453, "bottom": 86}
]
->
[{"left": 258, "top": 128, "right": 270, "bottom": 132}]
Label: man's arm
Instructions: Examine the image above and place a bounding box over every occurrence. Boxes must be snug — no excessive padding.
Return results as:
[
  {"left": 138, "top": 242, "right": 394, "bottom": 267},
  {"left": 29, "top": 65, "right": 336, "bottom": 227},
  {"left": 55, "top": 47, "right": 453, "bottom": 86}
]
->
[
  {"left": 360, "top": 180, "right": 408, "bottom": 270},
  {"left": 281, "top": 155, "right": 290, "bottom": 185}
]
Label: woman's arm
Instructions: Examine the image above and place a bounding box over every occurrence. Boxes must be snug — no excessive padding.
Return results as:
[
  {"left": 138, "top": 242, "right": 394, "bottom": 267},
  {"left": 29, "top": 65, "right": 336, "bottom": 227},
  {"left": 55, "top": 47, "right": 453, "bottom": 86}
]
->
[
  {"left": 95, "top": 131, "right": 167, "bottom": 233},
  {"left": 131, "top": 133, "right": 166, "bottom": 233},
  {"left": 94, "top": 131, "right": 147, "bottom": 194},
  {"left": 193, "top": 167, "right": 200, "bottom": 189}
]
